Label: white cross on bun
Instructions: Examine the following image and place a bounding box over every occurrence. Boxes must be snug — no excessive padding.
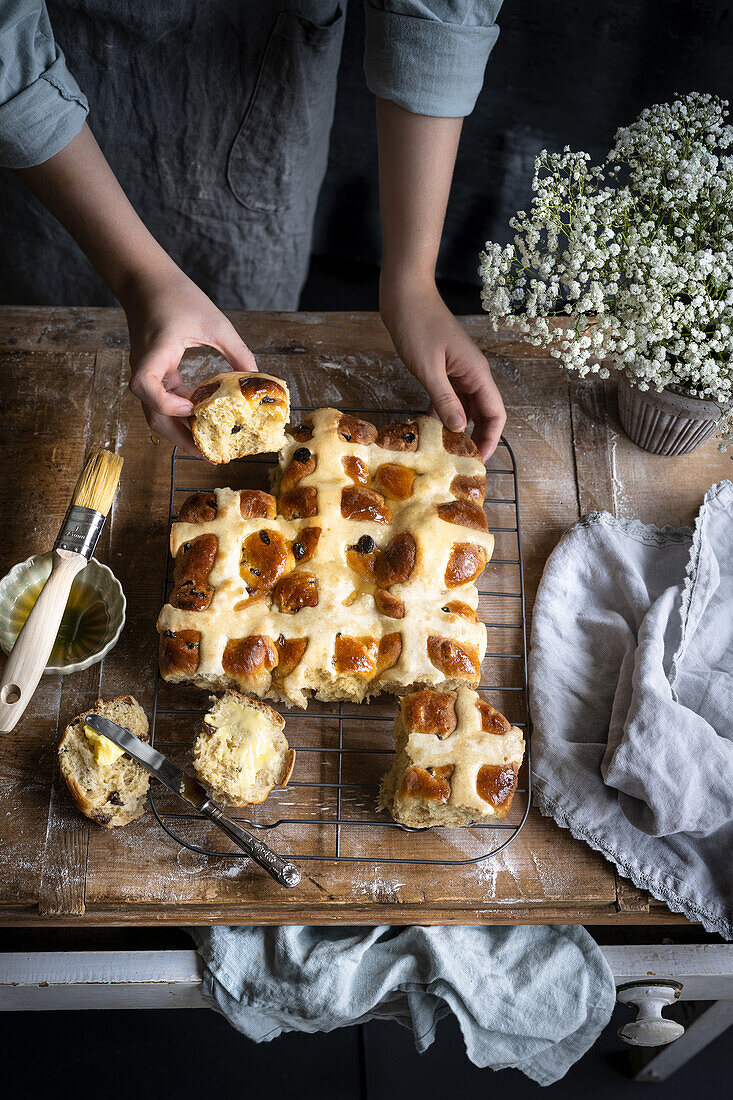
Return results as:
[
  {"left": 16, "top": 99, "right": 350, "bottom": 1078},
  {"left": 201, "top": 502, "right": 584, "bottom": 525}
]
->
[{"left": 379, "top": 688, "right": 525, "bottom": 828}]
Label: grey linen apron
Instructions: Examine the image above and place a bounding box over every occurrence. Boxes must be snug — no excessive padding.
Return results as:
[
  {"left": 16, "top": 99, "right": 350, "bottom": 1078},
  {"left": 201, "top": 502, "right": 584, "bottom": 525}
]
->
[{"left": 0, "top": 1, "right": 345, "bottom": 309}]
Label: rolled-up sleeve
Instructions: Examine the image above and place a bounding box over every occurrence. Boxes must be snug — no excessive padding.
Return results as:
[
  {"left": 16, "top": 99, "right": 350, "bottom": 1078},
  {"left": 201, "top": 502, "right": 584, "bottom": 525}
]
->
[
  {"left": 364, "top": 1, "right": 501, "bottom": 117},
  {"left": 0, "top": 0, "right": 88, "bottom": 168}
]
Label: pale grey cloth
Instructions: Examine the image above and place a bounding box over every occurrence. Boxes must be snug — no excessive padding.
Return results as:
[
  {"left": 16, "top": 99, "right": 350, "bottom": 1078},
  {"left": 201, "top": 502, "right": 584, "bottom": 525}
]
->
[
  {"left": 0, "top": 0, "right": 87, "bottom": 168},
  {"left": 530, "top": 480, "right": 733, "bottom": 939},
  {"left": 364, "top": 0, "right": 501, "bottom": 116},
  {"left": 190, "top": 924, "right": 615, "bottom": 1085}
]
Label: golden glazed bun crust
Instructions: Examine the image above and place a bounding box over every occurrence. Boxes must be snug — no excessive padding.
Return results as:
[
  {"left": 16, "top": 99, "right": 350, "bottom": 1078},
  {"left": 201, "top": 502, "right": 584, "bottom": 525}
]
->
[
  {"left": 190, "top": 371, "right": 290, "bottom": 463},
  {"left": 379, "top": 688, "right": 525, "bottom": 828},
  {"left": 57, "top": 695, "right": 150, "bottom": 828},
  {"left": 158, "top": 409, "right": 494, "bottom": 707}
]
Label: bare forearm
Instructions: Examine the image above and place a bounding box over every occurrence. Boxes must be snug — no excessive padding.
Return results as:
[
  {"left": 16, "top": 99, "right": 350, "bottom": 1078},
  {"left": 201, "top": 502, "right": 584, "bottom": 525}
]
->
[
  {"left": 375, "top": 97, "right": 505, "bottom": 457},
  {"left": 16, "top": 123, "right": 173, "bottom": 301},
  {"left": 376, "top": 97, "right": 462, "bottom": 289},
  {"left": 15, "top": 122, "right": 255, "bottom": 454}
]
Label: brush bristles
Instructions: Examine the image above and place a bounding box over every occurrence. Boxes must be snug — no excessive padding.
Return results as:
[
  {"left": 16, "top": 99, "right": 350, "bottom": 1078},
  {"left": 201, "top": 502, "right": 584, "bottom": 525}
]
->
[{"left": 71, "top": 450, "right": 124, "bottom": 516}]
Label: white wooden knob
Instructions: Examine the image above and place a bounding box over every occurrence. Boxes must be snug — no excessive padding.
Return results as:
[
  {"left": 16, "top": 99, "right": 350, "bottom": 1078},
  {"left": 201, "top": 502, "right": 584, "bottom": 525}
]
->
[{"left": 616, "top": 981, "right": 685, "bottom": 1046}]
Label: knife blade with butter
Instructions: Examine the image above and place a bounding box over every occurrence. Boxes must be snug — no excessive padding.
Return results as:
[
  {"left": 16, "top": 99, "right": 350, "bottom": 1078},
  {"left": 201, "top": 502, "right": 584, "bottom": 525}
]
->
[{"left": 84, "top": 714, "right": 300, "bottom": 888}]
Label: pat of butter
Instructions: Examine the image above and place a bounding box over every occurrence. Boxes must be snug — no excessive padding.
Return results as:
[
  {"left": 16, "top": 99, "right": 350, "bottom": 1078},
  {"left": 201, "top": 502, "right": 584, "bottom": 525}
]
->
[
  {"left": 205, "top": 700, "right": 276, "bottom": 774},
  {"left": 83, "top": 723, "right": 125, "bottom": 767}
]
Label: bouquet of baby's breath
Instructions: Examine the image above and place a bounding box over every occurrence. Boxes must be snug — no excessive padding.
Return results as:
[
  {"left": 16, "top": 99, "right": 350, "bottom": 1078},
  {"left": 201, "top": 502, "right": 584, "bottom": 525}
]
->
[{"left": 479, "top": 93, "right": 733, "bottom": 443}]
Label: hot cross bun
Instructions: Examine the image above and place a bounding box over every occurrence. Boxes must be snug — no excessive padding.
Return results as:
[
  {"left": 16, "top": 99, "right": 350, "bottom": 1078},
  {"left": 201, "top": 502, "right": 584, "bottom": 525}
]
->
[
  {"left": 379, "top": 688, "right": 525, "bottom": 827},
  {"left": 193, "top": 690, "right": 295, "bottom": 807},
  {"left": 157, "top": 409, "right": 494, "bottom": 707},
  {"left": 57, "top": 696, "right": 151, "bottom": 828},
  {"left": 190, "top": 371, "right": 290, "bottom": 463}
]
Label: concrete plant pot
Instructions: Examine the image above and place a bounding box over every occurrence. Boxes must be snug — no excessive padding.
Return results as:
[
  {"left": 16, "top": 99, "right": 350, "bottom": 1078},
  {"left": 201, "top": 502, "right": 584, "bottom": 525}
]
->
[{"left": 617, "top": 374, "right": 729, "bottom": 455}]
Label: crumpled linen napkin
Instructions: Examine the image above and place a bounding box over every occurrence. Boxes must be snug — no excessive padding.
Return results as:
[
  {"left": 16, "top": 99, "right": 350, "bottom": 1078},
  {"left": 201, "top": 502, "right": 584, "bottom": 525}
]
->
[
  {"left": 530, "top": 480, "right": 733, "bottom": 938},
  {"left": 189, "top": 924, "right": 615, "bottom": 1086}
]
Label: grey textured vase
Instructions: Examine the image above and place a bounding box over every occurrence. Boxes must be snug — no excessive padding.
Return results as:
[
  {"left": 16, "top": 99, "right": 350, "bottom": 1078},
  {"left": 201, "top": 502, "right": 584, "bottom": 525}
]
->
[{"left": 617, "top": 375, "right": 727, "bottom": 455}]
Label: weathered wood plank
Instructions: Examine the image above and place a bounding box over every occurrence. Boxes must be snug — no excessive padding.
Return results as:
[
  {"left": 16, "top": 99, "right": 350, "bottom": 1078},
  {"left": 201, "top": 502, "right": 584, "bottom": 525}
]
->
[
  {"left": 602, "top": 384, "right": 732, "bottom": 526},
  {"left": 0, "top": 348, "right": 97, "bottom": 914},
  {"left": 568, "top": 376, "right": 617, "bottom": 515},
  {"left": 36, "top": 349, "right": 127, "bottom": 916},
  {"left": 0, "top": 904, "right": 690, "bottom": 927},
  {"left": 0, "top": 307, "right": 575, "bottom": 360},
  {"left": 615, "top": 877, "right": 652, "bottom": 915}
]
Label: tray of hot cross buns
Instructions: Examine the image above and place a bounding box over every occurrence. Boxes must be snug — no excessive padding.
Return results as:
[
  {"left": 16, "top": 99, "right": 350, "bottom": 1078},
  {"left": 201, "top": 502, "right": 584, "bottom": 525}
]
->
[{"left": 150, "top": 371, "right": 530, "bottom": 866}]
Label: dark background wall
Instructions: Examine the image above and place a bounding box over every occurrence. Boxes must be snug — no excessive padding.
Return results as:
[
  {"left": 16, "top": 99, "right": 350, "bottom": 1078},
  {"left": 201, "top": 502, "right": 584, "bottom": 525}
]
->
[
  {"left": 0, "top": 993, "right": 731, "bottom": 1098},
  {"left": 312, "top": 0, "right": 733, "bottom": 288}
]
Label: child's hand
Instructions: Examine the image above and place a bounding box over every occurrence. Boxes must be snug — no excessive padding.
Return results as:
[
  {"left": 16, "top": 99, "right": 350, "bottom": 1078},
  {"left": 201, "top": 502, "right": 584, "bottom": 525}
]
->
[
  {"left": 123, "top": 264, "right": 257, "bottom": 455},
  {"left": 380, "top": 277, "right": 506, "bottom": 461}
]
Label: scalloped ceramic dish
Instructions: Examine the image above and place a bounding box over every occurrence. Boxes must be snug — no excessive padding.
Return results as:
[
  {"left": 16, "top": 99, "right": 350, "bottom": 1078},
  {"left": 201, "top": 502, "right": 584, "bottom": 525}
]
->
[{"left": 0, "top": 554, "right": 125, "bottom": 675}]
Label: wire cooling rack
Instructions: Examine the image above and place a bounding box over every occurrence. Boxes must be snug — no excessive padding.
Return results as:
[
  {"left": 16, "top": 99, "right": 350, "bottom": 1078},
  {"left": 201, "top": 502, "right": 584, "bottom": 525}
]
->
[{"left": 149, "top": 408, "right": 531, "bottom": 865}]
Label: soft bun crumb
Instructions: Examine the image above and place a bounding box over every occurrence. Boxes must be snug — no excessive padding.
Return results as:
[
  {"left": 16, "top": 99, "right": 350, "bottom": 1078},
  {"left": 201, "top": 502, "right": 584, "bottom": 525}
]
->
[
  {"left": 190, "top": 372, "right": 290, "bottom": 463},
  {"left": 193, "top": 689, "right": 295, "bottom": 806},
  {"left": 57, "top": 695, "right": 150, "bottom": 828}
]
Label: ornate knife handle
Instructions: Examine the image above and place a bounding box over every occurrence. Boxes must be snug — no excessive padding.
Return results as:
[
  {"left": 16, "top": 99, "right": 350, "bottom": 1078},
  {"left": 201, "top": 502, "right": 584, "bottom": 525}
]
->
[{"left": 201, "top": 802, "right": 301, "bottom": 888}]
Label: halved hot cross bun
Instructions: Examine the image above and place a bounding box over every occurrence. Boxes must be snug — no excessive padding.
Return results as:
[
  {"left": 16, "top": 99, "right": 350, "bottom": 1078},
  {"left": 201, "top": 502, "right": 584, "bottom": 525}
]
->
[
  {"left": 193, "top": 690, "right": 295, "bottom": 807},
  {"left": 190, "top": 371, "right": 290, "bottom": 463}
]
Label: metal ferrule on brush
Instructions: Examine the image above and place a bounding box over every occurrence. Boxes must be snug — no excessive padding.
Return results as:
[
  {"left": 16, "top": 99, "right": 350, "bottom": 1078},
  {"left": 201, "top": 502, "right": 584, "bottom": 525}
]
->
[{"left": 53, "top": 505, "right": 106, "bottom": 558}]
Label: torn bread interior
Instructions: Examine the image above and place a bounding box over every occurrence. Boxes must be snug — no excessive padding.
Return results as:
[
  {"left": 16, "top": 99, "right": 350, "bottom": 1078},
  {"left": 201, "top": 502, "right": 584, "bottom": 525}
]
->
[
  {"left": 190, "top": 371, "right": 289, "bottom": 462},
  {"left": 192, "top": 690, "right": 295, "bottom": 807},
  {"left": 57, "top": 695, "right": 151, "bottom": 828}
]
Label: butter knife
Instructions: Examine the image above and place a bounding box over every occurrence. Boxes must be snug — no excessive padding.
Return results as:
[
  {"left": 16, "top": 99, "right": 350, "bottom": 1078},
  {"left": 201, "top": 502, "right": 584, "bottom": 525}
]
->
[{"left": 84, "top": 714, "right": 301, "bottom": 888}]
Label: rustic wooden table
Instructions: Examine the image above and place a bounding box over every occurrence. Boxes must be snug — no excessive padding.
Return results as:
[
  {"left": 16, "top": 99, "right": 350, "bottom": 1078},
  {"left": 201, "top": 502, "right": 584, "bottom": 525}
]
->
[{"left": 0, "top": 306, "right": 728, "bottom": 927}]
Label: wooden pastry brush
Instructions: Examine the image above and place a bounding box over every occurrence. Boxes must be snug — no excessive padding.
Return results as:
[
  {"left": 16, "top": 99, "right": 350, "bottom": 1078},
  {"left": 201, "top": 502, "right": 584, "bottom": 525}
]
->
[{"left": 0, "top": 449, "right": 123, "bottom": 733}]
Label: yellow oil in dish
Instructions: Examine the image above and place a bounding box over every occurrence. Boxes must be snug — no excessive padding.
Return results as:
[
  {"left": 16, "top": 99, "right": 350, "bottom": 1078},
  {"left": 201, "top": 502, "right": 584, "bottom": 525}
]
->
[{"left": 9, "top": 576, "right": 109, "bottom": 667}]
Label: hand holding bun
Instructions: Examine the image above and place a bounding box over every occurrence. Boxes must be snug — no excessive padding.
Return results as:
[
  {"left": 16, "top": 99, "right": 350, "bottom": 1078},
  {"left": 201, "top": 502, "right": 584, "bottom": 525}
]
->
[{"left": 190, "top": 372, "right": 290, "bottom": 463}]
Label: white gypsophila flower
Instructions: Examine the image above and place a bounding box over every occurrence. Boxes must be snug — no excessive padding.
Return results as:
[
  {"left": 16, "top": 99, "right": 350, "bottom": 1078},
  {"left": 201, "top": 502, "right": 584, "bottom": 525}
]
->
[{"left": 479, "top": 93, "right": 733, "bottom": 428}]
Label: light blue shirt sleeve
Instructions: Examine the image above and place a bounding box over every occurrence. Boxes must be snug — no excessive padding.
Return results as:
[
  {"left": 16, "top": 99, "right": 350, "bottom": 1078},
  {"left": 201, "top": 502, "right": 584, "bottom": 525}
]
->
[
  {"left": 364, "top": 1, "right": 502, "bottom": 117},
  {"left": 0, "top": 0, "right": 88, "bottom": 168}
]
